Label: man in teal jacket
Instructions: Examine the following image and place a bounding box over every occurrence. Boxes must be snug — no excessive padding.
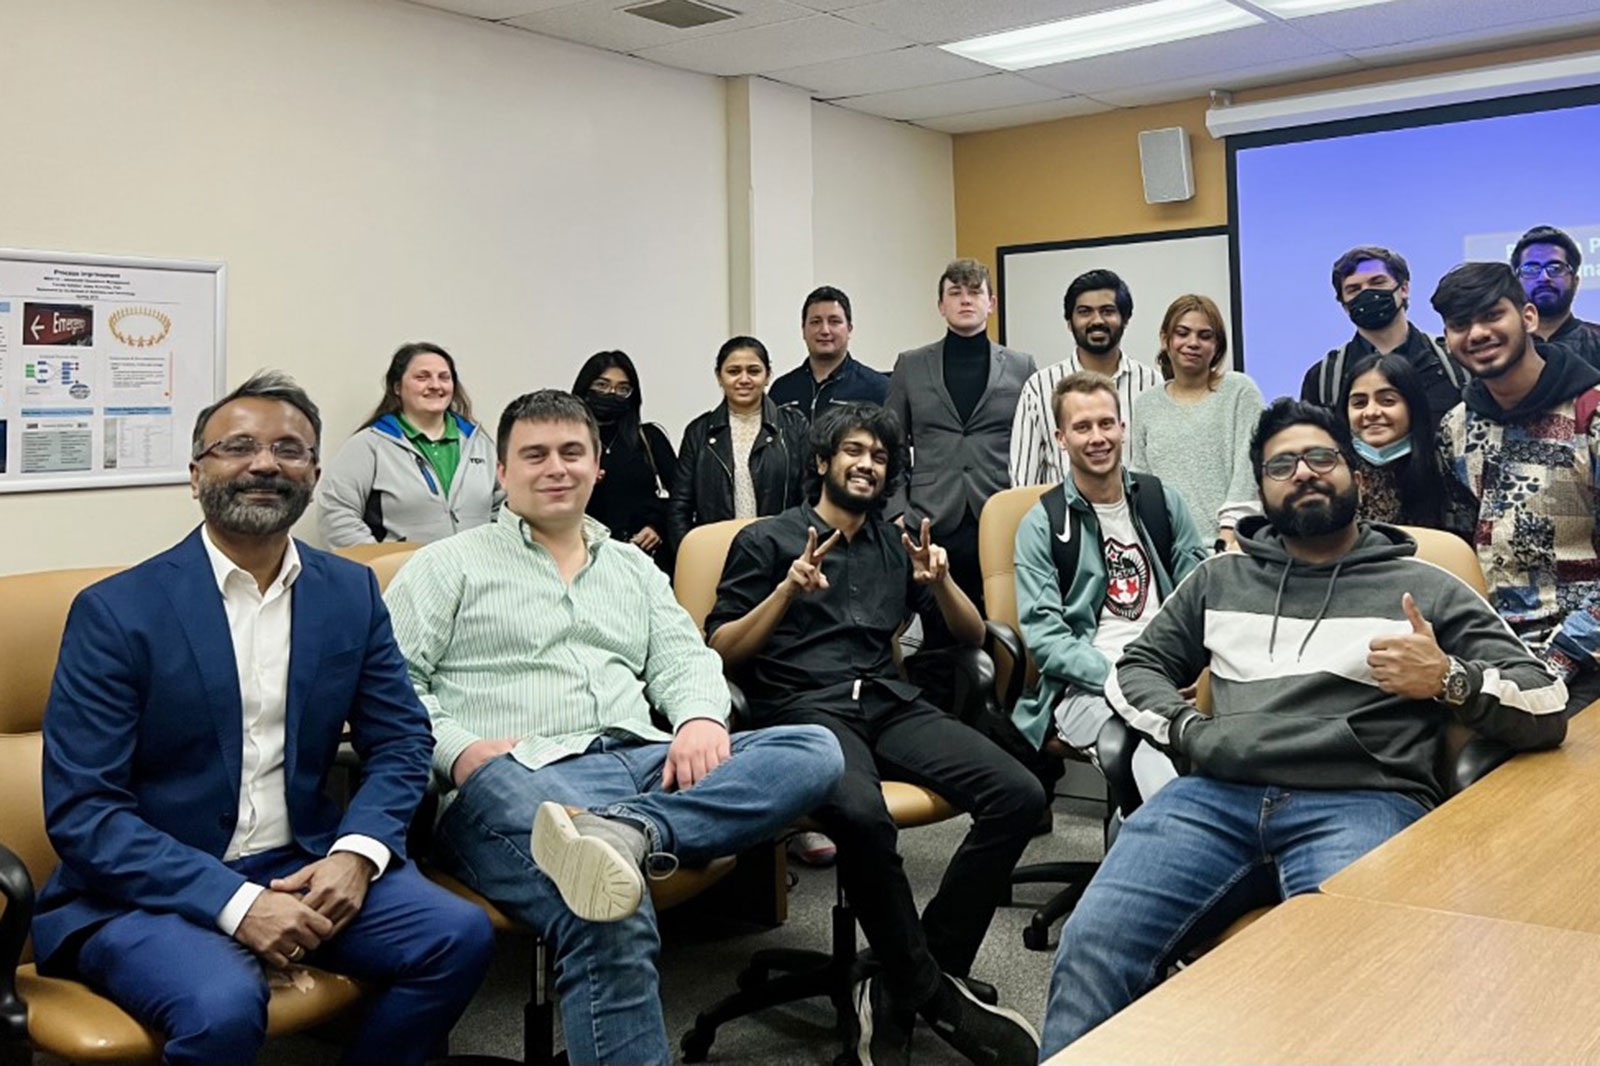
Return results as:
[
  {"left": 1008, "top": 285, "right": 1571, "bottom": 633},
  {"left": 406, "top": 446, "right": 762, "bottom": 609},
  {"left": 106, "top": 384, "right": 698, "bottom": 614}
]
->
[{"left": 1010, "top": 370, "right": 1207, "bottom": 799}]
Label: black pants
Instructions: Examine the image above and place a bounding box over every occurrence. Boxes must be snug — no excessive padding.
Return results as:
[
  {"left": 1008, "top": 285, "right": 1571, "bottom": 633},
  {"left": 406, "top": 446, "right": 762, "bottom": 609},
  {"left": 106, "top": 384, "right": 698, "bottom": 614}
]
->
[
  {"left": 906, "top": 510, "right": 984, "bottom": 700},
  {"left": 773, "top": 694, "right": 1045, "bottom": 1010},
  {"left": 1565, "top": 664, "right": 1600, "bottom": 718}
]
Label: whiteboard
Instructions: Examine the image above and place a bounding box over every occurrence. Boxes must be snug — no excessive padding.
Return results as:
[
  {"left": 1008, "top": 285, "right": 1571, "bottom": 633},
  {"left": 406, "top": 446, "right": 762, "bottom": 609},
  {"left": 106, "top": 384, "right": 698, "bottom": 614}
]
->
[
  {"left": 0, "top": 248, "right": 225, "bottom": 493},
  {"left": 998, "top": 228, "right": 1232, "bottom": 377}
]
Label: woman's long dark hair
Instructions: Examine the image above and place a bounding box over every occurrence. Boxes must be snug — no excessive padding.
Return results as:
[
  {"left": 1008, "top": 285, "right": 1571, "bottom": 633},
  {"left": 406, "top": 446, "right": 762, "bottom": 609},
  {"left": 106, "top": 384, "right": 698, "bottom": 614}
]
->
[
  {"left": 573, "top": 350, "right": 644, "bottom": 459},
  {"left": 1338, "top": 352, "right": 1447, "bottom": 528},
  {"left": 361, "top": 342, "right": 473, "bottom": 429}
]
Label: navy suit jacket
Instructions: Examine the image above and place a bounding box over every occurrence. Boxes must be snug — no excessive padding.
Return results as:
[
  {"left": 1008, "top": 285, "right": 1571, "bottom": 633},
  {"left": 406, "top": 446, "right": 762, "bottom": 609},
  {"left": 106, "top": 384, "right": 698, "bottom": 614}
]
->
[{"left": 33, "top": 527, "right": 433, "bottom": 968}]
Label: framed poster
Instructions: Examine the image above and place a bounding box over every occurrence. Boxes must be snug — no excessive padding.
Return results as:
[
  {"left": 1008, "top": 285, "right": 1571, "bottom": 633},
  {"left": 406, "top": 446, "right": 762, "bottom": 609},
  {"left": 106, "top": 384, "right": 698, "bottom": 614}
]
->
[{"left": 0, "top": 248, "right": 225, "bottom": 493}]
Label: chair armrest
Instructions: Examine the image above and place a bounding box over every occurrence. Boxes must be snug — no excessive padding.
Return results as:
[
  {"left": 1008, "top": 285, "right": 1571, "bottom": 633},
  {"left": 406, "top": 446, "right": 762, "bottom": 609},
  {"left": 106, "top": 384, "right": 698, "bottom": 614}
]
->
[
  {"left": 1451, "top": 736, "right": 1515, "bottom": 794},
  {"left": 0, "top": 841, "right": 35, "bottom": 1043},
  {"left": 985, "top": 621, "right": 1029, "bottom": 713},
  {"left": 726, "top": 679, "right": 751, "bottom": 732},
  {"left": 1094, "top": 716, "right": 1143, "bottom": 820},
  {"left": 946, "top": 644, "right": 997, "bottom": 727}
]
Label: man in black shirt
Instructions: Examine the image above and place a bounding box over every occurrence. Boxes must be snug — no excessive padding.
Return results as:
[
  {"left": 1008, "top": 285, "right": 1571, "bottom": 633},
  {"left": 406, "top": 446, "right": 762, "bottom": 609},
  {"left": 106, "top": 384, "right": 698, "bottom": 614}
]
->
[
  {"left": 1301, "top": 245, "right": 1467, "bottom": 426},
  {"left": 707, "top": 403, "right": 1043, "bottom": 1066},
  {"left": 768, "top": 286, "right": 889, "bottom": 420},
  {"left": 1511, "top": 225, "right": 1600, "bottom": 370}
]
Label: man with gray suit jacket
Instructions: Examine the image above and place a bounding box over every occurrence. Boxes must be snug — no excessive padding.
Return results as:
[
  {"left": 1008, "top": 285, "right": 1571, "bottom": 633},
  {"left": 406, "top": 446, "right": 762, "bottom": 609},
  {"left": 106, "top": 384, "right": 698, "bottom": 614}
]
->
[{"left": 886, "top": 258, "right": 1036, "bottom": 625}]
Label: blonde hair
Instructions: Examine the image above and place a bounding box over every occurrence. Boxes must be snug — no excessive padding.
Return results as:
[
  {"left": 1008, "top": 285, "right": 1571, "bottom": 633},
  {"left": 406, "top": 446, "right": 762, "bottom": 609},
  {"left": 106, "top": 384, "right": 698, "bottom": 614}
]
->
[
  {"left": 1051, "top": 370, "right": 1119, "bottom": 430},
  {"left": 1156, "top": 294, "right": 1229, "bottom": 384}
]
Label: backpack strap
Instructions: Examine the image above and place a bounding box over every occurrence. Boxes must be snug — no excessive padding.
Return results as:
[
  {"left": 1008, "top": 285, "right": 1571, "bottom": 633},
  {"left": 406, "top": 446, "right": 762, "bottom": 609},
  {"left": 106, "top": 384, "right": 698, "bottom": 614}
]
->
[
  {"left": 1040, "top": 484, "right": 1078, "bottom": 605},
  {"left": 1423, "top": 333, "right": 1468, "bottom": 389},
  {"left": 1576, "top": 389, "right": 1600, "bottom": 437},
  {"left": 1129, "top": 472, "right": 1175, "bottom": 575},
  {"left": 1319, "top": 347, "right": 1342, "bottom": 406}
]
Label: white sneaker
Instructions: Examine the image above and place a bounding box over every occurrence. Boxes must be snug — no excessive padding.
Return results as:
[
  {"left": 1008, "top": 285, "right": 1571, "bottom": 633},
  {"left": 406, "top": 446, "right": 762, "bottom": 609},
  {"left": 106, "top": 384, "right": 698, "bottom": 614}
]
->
[{"left": 530, "top": 801, "right": 646, "bottom": 922}]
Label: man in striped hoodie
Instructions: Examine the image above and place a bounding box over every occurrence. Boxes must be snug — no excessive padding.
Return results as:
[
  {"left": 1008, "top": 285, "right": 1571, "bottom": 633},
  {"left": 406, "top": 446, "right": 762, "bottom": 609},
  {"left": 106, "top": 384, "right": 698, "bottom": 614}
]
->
[{"left": 1039, "top": 398, "right": 1567, "bottom": 1058}]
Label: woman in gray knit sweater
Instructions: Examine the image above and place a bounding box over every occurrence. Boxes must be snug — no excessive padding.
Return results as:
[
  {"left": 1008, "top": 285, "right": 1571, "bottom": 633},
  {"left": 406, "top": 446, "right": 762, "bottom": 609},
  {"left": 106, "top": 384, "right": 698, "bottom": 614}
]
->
[{"left": 1130, "top": 294, "right": 1265, "bottom": 549}]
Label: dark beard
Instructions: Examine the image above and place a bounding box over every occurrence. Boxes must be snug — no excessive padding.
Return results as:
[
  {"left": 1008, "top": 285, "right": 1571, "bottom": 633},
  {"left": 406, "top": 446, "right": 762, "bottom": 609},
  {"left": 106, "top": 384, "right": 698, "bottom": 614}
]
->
[
  {"left": 199, "top": 474, "right": 312, "bottom": 535},
  {"left": 1072, "top": 322, "right": 1125, "bottom": 356},
  {"left": 1265, "top": 480, "right": 1358, "bottom": 538},
  {"left": 1530, "top": 283, "right": 1576, "bottom": 318},
  {"left": 822, "top": 469, "right": 877, "bottom": 514},
  {"left": 1466, "top": 338, "right": 1529, "bottom": 381}
]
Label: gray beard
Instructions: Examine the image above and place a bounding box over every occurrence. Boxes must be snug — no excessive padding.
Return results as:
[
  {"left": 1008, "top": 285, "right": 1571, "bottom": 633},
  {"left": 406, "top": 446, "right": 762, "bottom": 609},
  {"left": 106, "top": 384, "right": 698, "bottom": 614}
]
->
[{"left": 199, "top": 476, "right": 311, "bottom": 536}]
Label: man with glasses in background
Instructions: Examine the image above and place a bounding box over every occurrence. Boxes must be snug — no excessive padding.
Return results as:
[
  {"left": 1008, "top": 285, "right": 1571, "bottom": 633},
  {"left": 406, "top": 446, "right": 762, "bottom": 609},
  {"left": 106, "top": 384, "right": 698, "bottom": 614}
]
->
[
  {"left": 1511, "top": 224, "right": 1600, "bottom": 369},
  {"left": 34, "top": 371, "right": 493, "bottom": 1066},
  {"left": 1038, "top": 398, "right": 1566, "bottom": 1058}
]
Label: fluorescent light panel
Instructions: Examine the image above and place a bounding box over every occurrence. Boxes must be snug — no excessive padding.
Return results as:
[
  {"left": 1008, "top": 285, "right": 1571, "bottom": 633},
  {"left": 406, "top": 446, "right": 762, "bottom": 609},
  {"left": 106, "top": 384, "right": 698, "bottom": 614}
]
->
[
  {"left": 940, "top": 0, "right": 1263, "bottom": 71},
  {"left": 1248, "top": 0, "right": 1399, "bottom": 16}
]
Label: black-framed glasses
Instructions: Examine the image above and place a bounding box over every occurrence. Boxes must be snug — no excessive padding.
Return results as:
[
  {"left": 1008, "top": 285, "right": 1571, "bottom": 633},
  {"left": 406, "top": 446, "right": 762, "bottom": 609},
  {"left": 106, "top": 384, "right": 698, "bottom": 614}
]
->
[
  {"left": 589, "top": 381, "right": 634, "bottom": 398},
  {"left": 1262, "top": 447, "right": 1343, "bottom": 481},
  {"left": 1517, "top": 261, "right": 1574, "bottom": 280},
  {"left": 195, "top": 435, "right": 316, "bottom": 467}
]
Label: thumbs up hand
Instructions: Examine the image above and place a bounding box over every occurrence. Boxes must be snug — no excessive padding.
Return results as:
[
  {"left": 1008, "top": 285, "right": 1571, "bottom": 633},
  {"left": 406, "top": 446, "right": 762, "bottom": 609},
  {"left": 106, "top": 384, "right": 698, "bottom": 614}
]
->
[{"left": 1368, "top": 593, "right": 1450, "bottom": 699}]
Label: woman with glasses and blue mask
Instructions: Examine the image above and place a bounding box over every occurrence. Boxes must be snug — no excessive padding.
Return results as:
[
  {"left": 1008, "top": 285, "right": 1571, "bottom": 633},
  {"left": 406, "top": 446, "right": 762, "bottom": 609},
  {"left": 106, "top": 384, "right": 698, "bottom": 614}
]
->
[
  {"left": 573, "top": 349, "right": 678, "bottom": 574},
  {"left": 317, "top": 342, "right": 500, "bottom": 547},
  {"left": 1339, "top": 352, "right": 1477, "bottom": 542}
]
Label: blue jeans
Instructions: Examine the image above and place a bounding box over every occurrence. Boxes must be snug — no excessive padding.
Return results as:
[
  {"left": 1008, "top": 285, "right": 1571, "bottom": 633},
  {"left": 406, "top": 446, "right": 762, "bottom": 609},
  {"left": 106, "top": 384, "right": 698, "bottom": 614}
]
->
[
  {"left": 1040, "top": 776, "right": 1426, "bottom": 1059},
  {"left": 434, "top": 726, "right": 844, "bottom": 1066},
  {"left": 73, "top": 848, "right": 495, "bottom": 1066}
]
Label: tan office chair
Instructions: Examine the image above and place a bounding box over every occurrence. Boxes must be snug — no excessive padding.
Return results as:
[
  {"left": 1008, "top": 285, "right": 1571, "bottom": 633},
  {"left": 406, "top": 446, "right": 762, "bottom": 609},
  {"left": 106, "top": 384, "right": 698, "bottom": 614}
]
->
[
  {"left": 674, "top": 518, "right": 964, "bottom": 1063},
  {"left": 332, "top": 541, "right": 418, "bottom": 565},
  {"left": 0, "top": 567, "right": 366, "bottom": 1065}
]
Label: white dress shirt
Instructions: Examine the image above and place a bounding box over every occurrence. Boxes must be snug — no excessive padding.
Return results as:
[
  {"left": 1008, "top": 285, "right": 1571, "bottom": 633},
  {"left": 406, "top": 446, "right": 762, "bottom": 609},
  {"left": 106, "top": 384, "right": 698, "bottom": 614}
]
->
[{"left": 201, "top": 529, "right": 389, "bottom": 936}]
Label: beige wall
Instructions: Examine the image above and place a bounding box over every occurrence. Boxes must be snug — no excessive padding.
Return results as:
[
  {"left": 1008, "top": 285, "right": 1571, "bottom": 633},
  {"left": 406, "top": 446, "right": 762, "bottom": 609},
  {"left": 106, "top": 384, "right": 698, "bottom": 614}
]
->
[
  {"left": 810, "top": 102, "right": 956, "bottom": 371},
  {"left": 953, "top": 32, "right": 1600, "bottom": 332},
  {"left": 0, "top": 0, "right": 956, "bottom": 573}
]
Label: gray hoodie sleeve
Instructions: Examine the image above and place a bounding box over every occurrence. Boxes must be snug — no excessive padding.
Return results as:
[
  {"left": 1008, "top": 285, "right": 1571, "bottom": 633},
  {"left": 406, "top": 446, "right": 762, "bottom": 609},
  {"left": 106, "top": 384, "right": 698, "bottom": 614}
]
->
[
  {"left": 317, "top": 433, "right": 380, "bottom": 547},
  {"left": 1426, "top": 572, "right": 1568, "bottom": 751},
  {"left": 1105, "top": 558, "right": 1216, "bottom": 749}
]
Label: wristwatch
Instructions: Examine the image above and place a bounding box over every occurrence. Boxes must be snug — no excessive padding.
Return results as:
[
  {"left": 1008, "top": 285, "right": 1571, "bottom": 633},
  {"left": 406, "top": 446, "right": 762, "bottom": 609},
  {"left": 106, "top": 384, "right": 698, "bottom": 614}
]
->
[{"left": 1439, "top": 656, "right": 1471, "bottom": 706}]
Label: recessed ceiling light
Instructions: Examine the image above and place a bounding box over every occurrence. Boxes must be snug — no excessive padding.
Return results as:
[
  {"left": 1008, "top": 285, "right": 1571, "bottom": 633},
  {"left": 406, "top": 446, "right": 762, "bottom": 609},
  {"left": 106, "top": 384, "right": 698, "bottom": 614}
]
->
[
  {"left": 1246, "top": 0, "right": 1398, "bottom": 15},
  {"left": 939, "top": 0, "right": 1263, "bottom": 71}
]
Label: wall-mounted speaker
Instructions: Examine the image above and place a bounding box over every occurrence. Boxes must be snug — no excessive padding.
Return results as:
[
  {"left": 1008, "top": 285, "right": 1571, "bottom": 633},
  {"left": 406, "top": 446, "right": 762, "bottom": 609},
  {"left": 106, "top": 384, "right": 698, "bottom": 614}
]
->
[{"left": 1138, "top": 126, "right": 1195, "bottom": 204}]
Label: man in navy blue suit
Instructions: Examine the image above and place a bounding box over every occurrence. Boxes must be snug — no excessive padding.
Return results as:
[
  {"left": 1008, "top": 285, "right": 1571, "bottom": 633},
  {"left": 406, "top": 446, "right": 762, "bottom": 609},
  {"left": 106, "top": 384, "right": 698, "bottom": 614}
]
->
[{"left": 34, "top": 371, "right": 494, "bottom": 1066}]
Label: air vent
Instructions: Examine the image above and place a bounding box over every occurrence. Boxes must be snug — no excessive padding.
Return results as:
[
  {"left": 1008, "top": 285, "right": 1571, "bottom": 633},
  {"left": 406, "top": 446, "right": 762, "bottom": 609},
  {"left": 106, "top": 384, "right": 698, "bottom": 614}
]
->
[{"left": 624, "top": 0, "right": 737, "bottom": 30}]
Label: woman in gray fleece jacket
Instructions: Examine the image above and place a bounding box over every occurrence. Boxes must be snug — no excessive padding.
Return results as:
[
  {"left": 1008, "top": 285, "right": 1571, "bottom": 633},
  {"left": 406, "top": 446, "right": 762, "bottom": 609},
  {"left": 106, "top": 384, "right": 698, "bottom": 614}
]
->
[{"left": 317, "top": 342, "right": 500, "bottom": 546}]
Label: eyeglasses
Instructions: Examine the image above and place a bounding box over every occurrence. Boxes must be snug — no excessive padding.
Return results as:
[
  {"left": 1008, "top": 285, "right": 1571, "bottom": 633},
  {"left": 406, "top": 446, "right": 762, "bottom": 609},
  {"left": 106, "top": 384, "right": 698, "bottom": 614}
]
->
[
  {"left": 195, "top": 435, "right": 317, "bottom": 467},
  {"left": 1262, "top": 447, "right": 1343, "bottom": 481},
  {"left": 589, "top": 381, "right": 634, "bottom": 398},
  {"left": 1517, "top": 261, "right": 1574, "bottom": 280}
]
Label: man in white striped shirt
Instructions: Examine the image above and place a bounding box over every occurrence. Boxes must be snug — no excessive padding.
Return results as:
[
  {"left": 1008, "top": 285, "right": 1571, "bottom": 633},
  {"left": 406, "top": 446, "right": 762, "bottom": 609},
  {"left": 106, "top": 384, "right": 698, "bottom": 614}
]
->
[
  {"left": 385, "top": 389, "right": 843, "bottom": 1066},
  {"left": 1011, "top": 269, "right": 1163, "bottom": 486}
]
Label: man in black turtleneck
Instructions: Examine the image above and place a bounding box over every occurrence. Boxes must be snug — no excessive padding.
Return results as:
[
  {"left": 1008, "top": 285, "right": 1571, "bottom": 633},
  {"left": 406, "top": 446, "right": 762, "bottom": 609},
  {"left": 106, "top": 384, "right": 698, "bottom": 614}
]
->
[
  {"left": 1301, "top": 245, "right": 1467, "bottom": 427},
  {"left": 886, "top": 258, "right": 1036, "bottom": 633}
]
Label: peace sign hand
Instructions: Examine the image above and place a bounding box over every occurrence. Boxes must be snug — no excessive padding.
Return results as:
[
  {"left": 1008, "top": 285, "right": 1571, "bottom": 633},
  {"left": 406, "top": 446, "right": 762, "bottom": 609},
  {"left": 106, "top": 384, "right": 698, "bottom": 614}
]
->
[
  {"left": 784, "top": 526, "right": 841, "bottom": 599},
  {"left": 901, "top": 517, "right": 949, "bottom": 585}
]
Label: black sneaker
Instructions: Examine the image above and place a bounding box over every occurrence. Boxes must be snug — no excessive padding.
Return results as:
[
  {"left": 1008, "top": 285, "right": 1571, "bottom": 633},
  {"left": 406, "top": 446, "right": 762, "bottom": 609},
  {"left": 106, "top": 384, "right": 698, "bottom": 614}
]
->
[
  {"left": 854, "top": 977, "right": 913, "bottom": 1066},
  {"left": 921, "top": 971, "right": 1039, "bottom": 1066}
]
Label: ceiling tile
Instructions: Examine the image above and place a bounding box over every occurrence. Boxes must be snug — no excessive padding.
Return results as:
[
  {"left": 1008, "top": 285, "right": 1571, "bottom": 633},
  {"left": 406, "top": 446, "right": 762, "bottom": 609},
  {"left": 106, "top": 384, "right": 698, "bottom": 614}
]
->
[
  {"left": 632, "top": 13, "right": 907, "bottom": 74},
  {"left": 786, "top": 0, "right": 879, "bottom": 9},
  {"left": 839, "top": 0, "right": 1147, "bottom": 46},
  {"left": 767, "top": 44, "right": 993, "bottom": 97},
  {"left": 830, "top": 72, "right": 1062, "bottom": 120},
  {"left": 1346, "top": 14, "right": 1600, "bottom": 65},
  {"left": 404, "top": 0, "right": 581, "bottom": 18},
  {"left": 507, "top": 0, "right": 814, "bottom": 54},
  {"left": 915, "top": 95, "right": 1116, "bottom": 133},
  {"left": 1019, "top": 20, "right": 1339, "bottom": 94},
  {"left": 1085, "top": 54, "right": 1367, "bottom": 106},
  {"left": 1283, "top": 0, "right": 1600, "bottom": 53}
]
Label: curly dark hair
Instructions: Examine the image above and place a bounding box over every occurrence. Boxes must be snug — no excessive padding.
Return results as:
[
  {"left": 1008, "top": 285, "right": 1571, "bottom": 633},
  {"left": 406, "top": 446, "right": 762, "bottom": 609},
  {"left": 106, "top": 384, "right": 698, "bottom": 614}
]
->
[{"left": 804, "top": 402, "right": 907, "bottom": 506}]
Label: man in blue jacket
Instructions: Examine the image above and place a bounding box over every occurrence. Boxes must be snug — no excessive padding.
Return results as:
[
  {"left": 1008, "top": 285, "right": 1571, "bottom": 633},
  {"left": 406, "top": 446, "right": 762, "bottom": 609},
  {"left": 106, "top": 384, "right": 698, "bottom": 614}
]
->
[
  {"left": 1010, "top": 371, "right": 1207, "bottom": 800},
  {"left": 35, "top": 371, "right": 493, "bottom": 1066}
]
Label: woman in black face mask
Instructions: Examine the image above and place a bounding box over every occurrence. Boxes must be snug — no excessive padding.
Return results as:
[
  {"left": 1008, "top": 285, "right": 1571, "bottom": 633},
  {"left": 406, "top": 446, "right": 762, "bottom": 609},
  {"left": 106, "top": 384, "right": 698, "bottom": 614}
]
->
[
  {"left": 1339, "top": 352, "right": 1477, "bottom": 542},
  {"left": 572, "top": 350, "right": 678, "bottom": 574}
]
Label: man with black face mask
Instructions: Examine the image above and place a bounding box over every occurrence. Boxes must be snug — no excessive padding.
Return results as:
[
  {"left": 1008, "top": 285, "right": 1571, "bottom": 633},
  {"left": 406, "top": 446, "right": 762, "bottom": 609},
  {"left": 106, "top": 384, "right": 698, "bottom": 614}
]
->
[
  {"left": 708, "top": 402, "right": 1045, "bottom": 1066},
  {"left": 1038, "top": 398, "right": 1566, "bottom": 1059},
  {"left": 1301, "top": 245, "right": 1467, "bottom": 427}
]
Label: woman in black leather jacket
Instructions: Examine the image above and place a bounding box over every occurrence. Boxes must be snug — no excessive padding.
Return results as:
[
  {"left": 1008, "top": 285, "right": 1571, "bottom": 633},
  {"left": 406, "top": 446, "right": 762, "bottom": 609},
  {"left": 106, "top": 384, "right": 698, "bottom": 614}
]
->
[{"left": 670, "top": 336, "right": 809, "bottom": 549}]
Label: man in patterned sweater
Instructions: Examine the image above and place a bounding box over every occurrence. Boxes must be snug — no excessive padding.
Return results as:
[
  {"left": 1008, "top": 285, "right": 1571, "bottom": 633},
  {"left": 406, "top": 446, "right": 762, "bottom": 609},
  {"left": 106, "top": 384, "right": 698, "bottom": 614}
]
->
[{"left": 1433, "top": 261, "right": 1600, "bottom": 717}]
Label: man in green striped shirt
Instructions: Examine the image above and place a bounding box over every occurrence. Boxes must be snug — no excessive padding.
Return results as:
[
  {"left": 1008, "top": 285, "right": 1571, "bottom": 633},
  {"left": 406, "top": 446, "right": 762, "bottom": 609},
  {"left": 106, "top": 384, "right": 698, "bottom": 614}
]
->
[{"left": 384, "top": 389, "right": 842, "bottom": 1066}]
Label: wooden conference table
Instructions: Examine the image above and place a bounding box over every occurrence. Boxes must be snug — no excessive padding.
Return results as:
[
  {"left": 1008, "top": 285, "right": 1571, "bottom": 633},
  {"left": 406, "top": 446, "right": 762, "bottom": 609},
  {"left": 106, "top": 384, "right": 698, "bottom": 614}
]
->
[{"left": 1047, "top": 707, "right": 1600, "bottom": 1064}]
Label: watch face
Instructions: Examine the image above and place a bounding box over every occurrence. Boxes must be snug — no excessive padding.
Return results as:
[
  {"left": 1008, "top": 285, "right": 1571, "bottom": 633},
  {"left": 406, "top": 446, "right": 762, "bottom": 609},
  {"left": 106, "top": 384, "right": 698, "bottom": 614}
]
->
[{"left": 1445, "top": 662, "right": 1470, "bottom": 704}]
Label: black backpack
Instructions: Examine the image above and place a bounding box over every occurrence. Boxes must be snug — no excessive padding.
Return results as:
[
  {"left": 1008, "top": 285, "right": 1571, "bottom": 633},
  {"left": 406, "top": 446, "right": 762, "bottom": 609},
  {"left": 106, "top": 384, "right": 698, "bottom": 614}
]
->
[{"left": 1039, "top": 473, "right": 1174, "bottom": 603}]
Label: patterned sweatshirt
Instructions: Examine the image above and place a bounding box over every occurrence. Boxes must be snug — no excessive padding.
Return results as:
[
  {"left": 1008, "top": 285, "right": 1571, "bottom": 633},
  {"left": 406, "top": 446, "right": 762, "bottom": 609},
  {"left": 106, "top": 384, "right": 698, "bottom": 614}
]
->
[{"left": 1437, "top": 342, "right": 1600, "bottom": 674}]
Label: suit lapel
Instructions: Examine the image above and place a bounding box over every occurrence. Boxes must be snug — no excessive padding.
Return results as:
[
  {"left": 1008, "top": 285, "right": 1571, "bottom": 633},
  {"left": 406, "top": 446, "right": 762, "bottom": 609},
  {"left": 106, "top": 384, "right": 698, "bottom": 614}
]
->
[
  {"left": 926, "top": 342, "right": 961, "bottom": 424},
  {"left": 165, "top": 529, "right": 244, "bottom": 792},
  {"left": 284, "top": 544, "right": 322, "bottom": 788},
  {"left": 971, "top": 341, "right": 1005, "bottom": 419}
]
